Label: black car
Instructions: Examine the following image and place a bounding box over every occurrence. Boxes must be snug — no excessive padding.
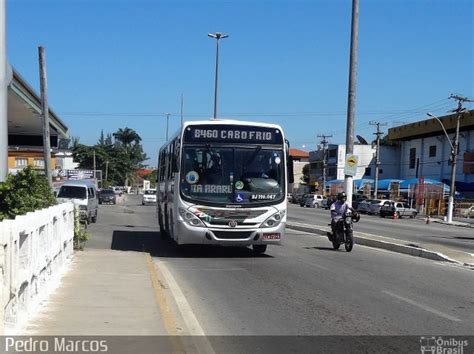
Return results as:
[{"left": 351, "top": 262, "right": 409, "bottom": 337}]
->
[{"left": 99, "top": 189, "right": 116, "bottom": 204}]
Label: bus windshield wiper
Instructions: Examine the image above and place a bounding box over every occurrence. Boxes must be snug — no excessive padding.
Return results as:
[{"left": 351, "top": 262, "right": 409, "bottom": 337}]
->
[{"left": 245, "top": 146, "right": 262, "bottom": 166}]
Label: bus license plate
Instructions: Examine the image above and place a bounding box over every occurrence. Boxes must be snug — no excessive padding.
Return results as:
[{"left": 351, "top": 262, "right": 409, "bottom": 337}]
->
[{"left": 262, "top": 233, "right": 281, "bottom": 240}]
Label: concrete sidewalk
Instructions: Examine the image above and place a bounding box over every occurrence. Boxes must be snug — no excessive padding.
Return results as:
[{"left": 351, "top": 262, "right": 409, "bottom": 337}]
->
[
  {"left": 287, "top": 221, "right": 474, "bottom": 268},
  {"left": 20, "top": 249, "right": 169, "bottom": 335}
]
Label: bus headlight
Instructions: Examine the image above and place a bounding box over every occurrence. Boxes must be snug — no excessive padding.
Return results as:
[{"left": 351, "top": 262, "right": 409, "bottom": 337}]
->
[
  {"left": 261, "top": 210, "right": 285, "bottom": 228},
  {"left": 179, "top": 208, "right": 204, "bottom": 227}
]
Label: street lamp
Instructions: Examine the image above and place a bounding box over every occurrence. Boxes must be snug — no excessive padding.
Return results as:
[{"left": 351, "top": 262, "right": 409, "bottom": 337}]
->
[
  {"left": 426, "top": 112, "right": 462, "bottom": 223},
  {"left": 208, "top": 32, "right": 229, "bottom": 119}
]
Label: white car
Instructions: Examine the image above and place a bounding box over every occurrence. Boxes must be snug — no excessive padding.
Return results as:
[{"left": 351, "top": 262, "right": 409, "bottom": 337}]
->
[
  {"left": 464, "top": 205, "right": 474, "bottom": 218},
  {"left": 142, "top": 189, "right": 157, "bottom": 205}
]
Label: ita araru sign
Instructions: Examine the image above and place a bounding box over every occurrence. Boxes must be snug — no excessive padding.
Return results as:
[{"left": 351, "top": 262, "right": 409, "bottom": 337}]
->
[{"left": 344, "top": 154, "right": 359, "bottom": 177}]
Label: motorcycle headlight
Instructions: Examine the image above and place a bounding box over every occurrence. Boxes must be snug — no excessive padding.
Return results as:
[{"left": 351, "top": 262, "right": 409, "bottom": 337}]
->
[
  {"left": 178, "top": 208, "right": 205, "bottom": 227},
  {"left": 261, "top": 210, "right": 285, "bottom": 228},
  {"left": 345, "top": 216, "right": 352, "bottom": 223}
]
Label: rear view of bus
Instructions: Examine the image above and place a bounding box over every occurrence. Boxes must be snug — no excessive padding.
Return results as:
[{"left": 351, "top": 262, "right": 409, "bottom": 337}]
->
[{"left": 157, "top": 120, "right": 291, "bottom": 254}]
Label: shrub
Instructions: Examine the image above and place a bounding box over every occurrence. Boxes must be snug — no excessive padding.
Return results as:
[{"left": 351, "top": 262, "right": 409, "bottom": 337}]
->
[
  {"left": 0, "top": 166, "right": 57, "bottom": 221},
  {"left": 74, "top": 208, "right": 90, "bottom": 250}
]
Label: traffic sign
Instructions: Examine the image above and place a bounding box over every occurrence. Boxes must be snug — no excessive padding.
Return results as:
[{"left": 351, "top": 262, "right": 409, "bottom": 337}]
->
[{"left": 344, "top": 154, "right": 359, "bottom": 176}]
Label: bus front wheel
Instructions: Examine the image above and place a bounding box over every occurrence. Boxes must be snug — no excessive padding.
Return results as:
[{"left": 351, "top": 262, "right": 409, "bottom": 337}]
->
[{"left": 252, "top": 245, "right": 267, "bottom": 254}]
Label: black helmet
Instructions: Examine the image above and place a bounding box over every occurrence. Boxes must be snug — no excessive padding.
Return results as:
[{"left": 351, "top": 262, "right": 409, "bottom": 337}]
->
[{"left": 337, "top": 192, "right": 347, "bottom": 202}]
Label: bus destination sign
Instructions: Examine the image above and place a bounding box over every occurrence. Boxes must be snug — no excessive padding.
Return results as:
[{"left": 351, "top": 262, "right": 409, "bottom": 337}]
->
[{"left": 183, "top": 124, "right": 283, "bottom": 144}]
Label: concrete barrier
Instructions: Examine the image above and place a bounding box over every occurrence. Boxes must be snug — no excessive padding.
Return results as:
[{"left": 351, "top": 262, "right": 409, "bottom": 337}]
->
[{"left": 0, "top": 202, "right": 74, "bottom": 333}]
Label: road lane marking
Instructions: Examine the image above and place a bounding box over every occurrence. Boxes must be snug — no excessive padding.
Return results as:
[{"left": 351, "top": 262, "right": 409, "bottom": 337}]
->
[
  {"left": 157, "top": 260, "right": 216, "bottom": 354},
  {"left": 382, "top": 290, "right": 461, "bottom": 322},
  {"left": 145, "top": 254, "right": 185, "bottom": 354}
]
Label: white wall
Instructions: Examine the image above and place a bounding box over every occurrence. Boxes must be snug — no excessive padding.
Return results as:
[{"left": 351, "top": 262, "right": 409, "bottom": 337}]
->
[
  {"left": 0, "top": 203, "right": 74, "bottom": 333},
  {"left": 399, "top": 129, "right": 474, "bottom": 183},
  {"left": 336, "top": 145, "right": 376, "bottom": 180},
  {"left": 366, "top": 145, "right": 400, "bottom": 179}
]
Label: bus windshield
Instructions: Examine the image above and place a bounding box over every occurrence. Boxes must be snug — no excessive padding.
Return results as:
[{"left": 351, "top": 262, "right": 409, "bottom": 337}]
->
[{"left": 180, "top": 146, "right": 284, "bottom": 205}]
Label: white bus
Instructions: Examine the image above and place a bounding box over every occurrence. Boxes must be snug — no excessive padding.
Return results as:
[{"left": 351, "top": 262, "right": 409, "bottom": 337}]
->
[{"left": 157, "top": 119, "right": 294, "bottom": 254}]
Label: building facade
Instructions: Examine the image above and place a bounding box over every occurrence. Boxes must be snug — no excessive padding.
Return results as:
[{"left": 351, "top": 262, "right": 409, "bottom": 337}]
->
[
  {"left": 309, "top": 144, "right": 376, "bottom": 184},
  {"left": 288, "top": 148, "right": 309, "bottom": 194},
  {"left": 7, "top": 69, "right": 69, "bottom": 175},
  {"left": 363, "top": 145, "right": 400, "bottom": 180},
  {"left": 388, "top": 110, "right": 474, "bottom": 185}
]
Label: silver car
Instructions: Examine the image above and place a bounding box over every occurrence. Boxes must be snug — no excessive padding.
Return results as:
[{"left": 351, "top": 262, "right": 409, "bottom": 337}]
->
[
  {"left": 369, "top": 199, "right": 393, "bottom": 215},
  {"left": 304, "top": 194, "right": 326, "bottom": 208},
  {"left": 380, "top": 201, "right": 418, "bottom": 218}
]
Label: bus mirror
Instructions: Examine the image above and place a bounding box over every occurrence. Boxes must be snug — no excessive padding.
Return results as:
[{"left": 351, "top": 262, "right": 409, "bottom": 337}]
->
[{"left": 288, "top": 156, "right": 294, "bottom": 184}]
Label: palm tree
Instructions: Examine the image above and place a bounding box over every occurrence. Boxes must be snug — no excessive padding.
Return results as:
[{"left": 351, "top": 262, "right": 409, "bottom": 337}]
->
[{"left": 113, "top": 127, "right": 141, "bottom": 147}]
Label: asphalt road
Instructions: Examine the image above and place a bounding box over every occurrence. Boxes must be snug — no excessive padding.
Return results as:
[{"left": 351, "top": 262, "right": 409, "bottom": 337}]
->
[
  {"left": 287, "top": 203, "right": 474, "bottom": 253},
  {"left": 86, "top": 195, "right": 474, "bottom": 352}
]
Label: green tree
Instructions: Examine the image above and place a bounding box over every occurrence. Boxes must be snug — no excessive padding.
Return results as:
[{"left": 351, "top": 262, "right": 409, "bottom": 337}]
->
[{"left": 72, "top": 128, "right": 148, "bottom": 186}]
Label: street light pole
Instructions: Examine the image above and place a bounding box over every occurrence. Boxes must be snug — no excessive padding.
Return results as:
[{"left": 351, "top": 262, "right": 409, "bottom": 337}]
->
[
  {"left": 0, "top": 0, "right": 8, "bottom": 182},
  {"left": 208, "top": 32, "right": 228, "bottom": 120},
  {"left": 427, "top": 111, "right": 462, "bottom": 224}
]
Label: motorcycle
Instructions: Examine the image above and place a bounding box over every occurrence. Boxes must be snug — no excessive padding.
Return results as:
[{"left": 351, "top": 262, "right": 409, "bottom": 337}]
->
[{"left": 327, "top": 209, "right": 360, "bottom": 252}]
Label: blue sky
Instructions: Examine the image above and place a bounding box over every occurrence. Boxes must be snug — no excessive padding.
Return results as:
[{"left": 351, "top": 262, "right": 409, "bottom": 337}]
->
[{"left": 7, "top": 0, "right": 473, "bottom": 166}]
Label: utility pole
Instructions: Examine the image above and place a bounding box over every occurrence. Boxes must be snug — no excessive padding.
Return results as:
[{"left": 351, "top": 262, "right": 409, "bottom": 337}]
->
[
  {"left": 369, "top": 121, "right": 387, "bottom": 199},
  {"left": 165, "top": 113, "right": 170, "bottom": 141},
  {"left": 93, "top": 149, "right": 96, "bottom": 184},
  {"left": 38, "top": 46, "right": 52, "bottom": 188},
  {"left": 317, "top": 134, "right": 332, "bottom": 196},
  {"left": 344, "top": 0, "right": 359, "bottom": 206},
  {"left": 445, "top": 94, "right": 472, "bottom": 223},
  {"left": 105, "top": 160, "right": 109, "bottom": 181},
  {"left": 0, "top": 0, "right": 7, "bottom": 182}
]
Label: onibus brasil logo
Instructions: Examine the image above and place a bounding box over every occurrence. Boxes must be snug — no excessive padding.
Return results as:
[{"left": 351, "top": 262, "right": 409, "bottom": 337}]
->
[{"left": 420, "top": 336, "right": 469, "bottom": 354}]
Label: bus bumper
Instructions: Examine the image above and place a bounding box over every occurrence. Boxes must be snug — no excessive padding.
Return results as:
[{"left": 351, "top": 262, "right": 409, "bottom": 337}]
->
[{"left": 176, "top": 221, "right": 285, "bottom": 246}]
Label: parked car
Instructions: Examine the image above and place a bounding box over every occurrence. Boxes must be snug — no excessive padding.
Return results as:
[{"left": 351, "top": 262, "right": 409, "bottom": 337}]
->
[
  {"left": 357, "top": 199, "right": 375, "bottom": 214},
  {"left": 299, "top": 194, "right": 312, "bottom": 207},
  {"left": 304, "top": 194, "right": 326, "bottom": 208},
  {"left": 369, "top": 199, "right": 393, "bottom": 215},
  {"left": 463, "top": 205, "right": 474, "bottom": 218},
  {"left": 112, "top": 186, "right": 123, "bottom": 196},
  {"left": 379, "top": 201, "right": 417, "bottom": 218},
  {"left": 98, "top": 189, "right": 116, "bottom": 205},
  {"left": 293, "top": 193, "right": 305, "bottom": 205},
  {"left": 57, "top": 180, "right": 98, "bottom": 224},
  {"left": 352, "top": 195, "right": 368, "bottom": 210},
  {"left": 142, "top": 189, "right": 157, "bottom": 205}
]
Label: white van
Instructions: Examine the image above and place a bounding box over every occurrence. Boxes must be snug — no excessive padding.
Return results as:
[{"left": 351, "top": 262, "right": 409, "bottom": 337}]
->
[{"left": 57, "top": 180, "right": 99, "bottom": 223}]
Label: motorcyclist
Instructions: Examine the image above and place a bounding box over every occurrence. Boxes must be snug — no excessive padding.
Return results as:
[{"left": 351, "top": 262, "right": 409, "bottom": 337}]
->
[{"left": 328, "top": 192, "right": 355, "bottom": 239}]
